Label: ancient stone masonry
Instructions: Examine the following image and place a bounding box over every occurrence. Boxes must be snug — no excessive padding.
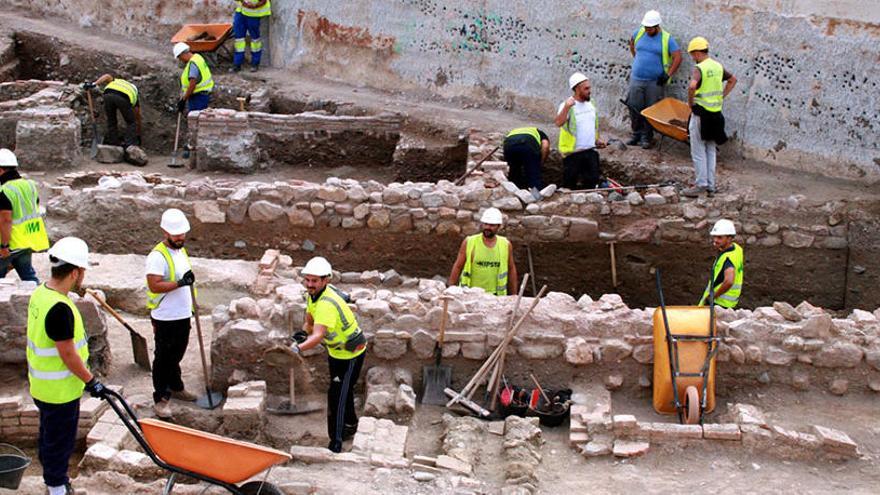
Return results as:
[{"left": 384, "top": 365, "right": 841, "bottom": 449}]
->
[
  {"left": 0, "top": 279, "right": 112, "bottom": 374},
  {"left": 0, "top": 80, "right": 80, "bottom": 168},
  {"left": 209, "top": 263, "right": 880, "bottom": 396},
  {"left": 187, "top": 109, "right": 403, "bottom": 173}
]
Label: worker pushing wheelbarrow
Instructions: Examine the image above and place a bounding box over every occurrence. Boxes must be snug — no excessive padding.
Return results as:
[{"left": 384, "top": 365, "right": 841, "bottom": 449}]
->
[
  {"left": 651, "top": 266, "right": 722, "bottom": 424},
  {"left": 100, "top": 388, "right": 290, "bottom": 494}
]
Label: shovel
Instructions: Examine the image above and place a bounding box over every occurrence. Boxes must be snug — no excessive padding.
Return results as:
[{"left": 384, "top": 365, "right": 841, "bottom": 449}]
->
[
  {"left": 421, "top": 295, "right": 453, "bottom": 405},
  {"left": 85, "top": 90, "right": 101, "bottom": 158},
  {"left": 168, "top": 112, "right": 184, "bottom": 168},
  {"left": 190, "top": 285, "right": 224, "bottom": 409},
  {"left": 86, "top": 289, "right": 151, "bottom": 371},
  {"left": 265, "top": 313, "right": 322, "bottom": 415}
]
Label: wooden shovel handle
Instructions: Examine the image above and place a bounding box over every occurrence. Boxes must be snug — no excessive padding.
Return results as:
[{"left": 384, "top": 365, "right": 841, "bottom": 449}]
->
[
  {"left": 86, "top": 289, "right": 134, "bottom": 331},
  {"left": 437, "top": 298, "right": 449, "bottom": 346}
]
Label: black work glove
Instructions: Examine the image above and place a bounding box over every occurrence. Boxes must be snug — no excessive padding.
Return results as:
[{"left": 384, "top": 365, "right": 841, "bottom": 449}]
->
[
  {"left": 82, "top": 81, "right": 96, "bottom": 90},
  {"left": 177, "top": 99, "right": 187, "bottom": 113},
  {"left": 291, "top": 331, "right": 309, "bottom": 344},
  {"left": 656, "top": 73, "right": 670, "bottom": 86},
  {"left": 85, "top": 378, "right": 107, "bottom": 398},
  {"left": 177, "top": 270, "right": 195, "bottom": 287}
]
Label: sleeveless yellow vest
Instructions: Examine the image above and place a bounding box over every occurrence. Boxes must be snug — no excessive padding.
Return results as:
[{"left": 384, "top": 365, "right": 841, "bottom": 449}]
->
[
  {"left": 460, "top": 234, "right": 510, "bottom": 296},
  {"left": 105, "top": 78, "right": 139, "bottom": 106},
  {"left": 180, "top": 54, "right": 215, "bottom": 95},
  {"left": 1, "top": 178, "right": 49, "bottom": 252},
  {"left": 694, "top": 58, "right": 724, "bottom": 113},
  {"left": 306, "top": 285, "right": 366, "bottom": 360},
  {"left": 699, "top": 243, "right": 744, "bottom": 308}
]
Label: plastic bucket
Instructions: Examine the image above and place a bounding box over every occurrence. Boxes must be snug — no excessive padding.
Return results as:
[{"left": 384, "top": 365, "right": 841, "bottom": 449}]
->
[{"left": 0, "top": 444, "right": 30, "bottom": 490}]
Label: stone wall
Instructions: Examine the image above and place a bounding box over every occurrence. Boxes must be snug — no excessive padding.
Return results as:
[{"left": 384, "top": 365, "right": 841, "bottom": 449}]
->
[
  {"left": 0, "top": 80, "right": 80, "bottom": 168},
  {"left": 45, "top": 170, "right": 874, "bottom": 309},
  {"left": 208, "top": 265, "right": 880, "bottom": 397},
  {"left": 0, "top": 279, "right": 111, "bottom": 374},
  {"left": 6, "top": 1, "right": 880, "bottom": 182},
  {"left": 188, "top": 108, "right": 402, "bottom": 173}
]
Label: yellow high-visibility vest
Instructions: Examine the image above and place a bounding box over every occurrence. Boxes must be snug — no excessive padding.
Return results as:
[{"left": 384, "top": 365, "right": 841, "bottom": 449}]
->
[
  {"left": 506, "top": 127, "right": 542, "bottom": 147},
  {"left": 694, "top": 58, "right": 724, "bottom": 113},
  {"left": 460, "top": 234, "right": 510, "bottom": 296},
  {"left": 27, "top": 284, "right": 89, "bottom": 404},
  {"left": 699, "top": 242, "right": 744, "bottom": 308},
  {"left": 633, "top": 27, "right": 673, "bottom": 81},
  {"left": 104, "top": 78, "right": 139, "bottom": 106},
  {"left": 558, "top": 103, "right": 598, "bottom": 155},
  {"left": 180, "top": 54, "right": 215, "bottom": 95},
  {"left": 235, "top": 0, "right": 271, "bottom": 17},
  {"left": 145, "top": 242, "right": 196, "bottom": 311},
  {"left": 306, "top": 285, "right": 366, "bottom": 360},
  {"left": 1, "top": 178, "right": 49, "bottom": 252}
]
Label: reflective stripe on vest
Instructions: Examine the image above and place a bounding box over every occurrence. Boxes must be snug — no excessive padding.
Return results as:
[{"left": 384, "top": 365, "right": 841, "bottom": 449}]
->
[
  {"left": 558, "top": 103, "right": 598, "bottom": 155},
  {"left": 235, "top": 0, "right": 271, "bottom": 17},
  {"left": 699, "top": 243, "right": 744, "bottom": 308},
  {"left": 26, "top": 284, "right": 89, "bottom": 404},
  {"left": 306, "top": 285, "right": 366, "bottom": 360},
  {"left": 1, "top": 178, "right": 49, "bottom": 252},
  {"left": 460, "top": 234, "right": 510, "bottom": 296},
  {"left": 694, "top": 58, "right": 724, "bottom": 113},
  {"left": 145, "top": 242, "right": 196, "bottom": 310},
  {"left": 506, "top": 127, "right": 542, "bottom": 147},
  {"left": 180, "top": 54, "right": 215, "bottom": 95},
  {"left": 105, "top": 78, "right": 139, "bottom": 106},
  {"left": 633, "top": 27, "right": 672, "bottom": 81}
]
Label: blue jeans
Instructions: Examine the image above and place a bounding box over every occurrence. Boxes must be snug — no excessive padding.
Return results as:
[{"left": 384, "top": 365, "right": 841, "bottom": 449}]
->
[
  {"left": 0, "top": 248, "right": 38, "bottom": 283},
  {"left": 233, "top": 12, "right": 263, "bottom": 67},
  {"left": 35, "top": 398, "right": 80, "bottom": 487},
  {"left": 188, "top": 92, "right": 211, "bottom": 112}
]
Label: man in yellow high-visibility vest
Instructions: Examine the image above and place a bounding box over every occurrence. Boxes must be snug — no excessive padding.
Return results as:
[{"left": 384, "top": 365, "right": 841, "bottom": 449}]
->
[
  {"left": 232, "top": 0, "right": 271, "bottom": 72},
  {"left": 698, "top": 219, "right": 744, "bottom": 308},
  {"left": 448, "top": 207, "right": 519, "bottom": 296},
  {"left": 682, "top": 37, "right": 737, "bottom": 198},
  {"left": 27, "top": 237, "right": 107, "bottom": 495},
  {"left": 0, "top": 148, "right": 49, "bottom": 283},
  {"left": 293, "top": 256, "right": 367, "bottom": 453},
  {"left": 173, "top": 42, "right": 214, "bottom": 114},
  {"left": 503, "top": 127, "right": 550, "bottom": 197},
  {"left": 626, "top": 10, "right": 682, "bottom": 148},
  {"left": 554, "top": 72, "right": 607, "bottom": 190},
  {"left": 84, "top": 74, "right": 142, "bottom": 148}
]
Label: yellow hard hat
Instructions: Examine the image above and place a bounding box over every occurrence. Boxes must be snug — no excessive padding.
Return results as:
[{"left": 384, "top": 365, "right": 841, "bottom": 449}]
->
[{"left": 687, "top": 37, "right": 709, "bottom": 52}]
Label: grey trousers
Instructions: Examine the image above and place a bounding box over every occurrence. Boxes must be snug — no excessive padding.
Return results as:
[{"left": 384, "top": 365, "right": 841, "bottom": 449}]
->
[
  {"left": 689, "top": 114, "right": 717, "bottom": 190},
  {"left": 627, "top": 79, "right": 665, "bottom": 141}
]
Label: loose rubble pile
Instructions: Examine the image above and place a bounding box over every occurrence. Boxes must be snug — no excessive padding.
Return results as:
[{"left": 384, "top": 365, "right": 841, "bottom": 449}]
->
[{"left": 363, "top": 366, "right": 417, "bottom": 422}]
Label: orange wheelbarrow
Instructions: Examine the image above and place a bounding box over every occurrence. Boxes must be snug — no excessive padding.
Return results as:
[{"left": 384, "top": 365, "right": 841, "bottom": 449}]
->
[
  {"left": 651, "top": 267, "right": 721, "bottom": 424},
  {"left": 102, "top": 389, "right": 291, "bottom": 494},
  {"left": 171, "top": 23, "right": 234, "bottom": 65}
]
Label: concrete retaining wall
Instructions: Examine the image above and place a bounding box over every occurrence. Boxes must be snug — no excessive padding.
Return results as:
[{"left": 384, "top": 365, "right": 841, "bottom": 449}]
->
[{"left": 7, "top": 0, "right": 880, "bottom": 183}]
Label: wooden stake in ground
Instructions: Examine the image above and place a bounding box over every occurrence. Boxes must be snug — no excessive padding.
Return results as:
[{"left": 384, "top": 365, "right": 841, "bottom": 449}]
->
[{"left": 609, "top": 241, "right": 618, "bottom": 288}]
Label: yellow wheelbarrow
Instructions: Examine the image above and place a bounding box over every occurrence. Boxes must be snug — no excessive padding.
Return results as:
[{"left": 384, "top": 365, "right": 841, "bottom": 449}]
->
[
  {"left": 101, "top": 388, "right": 291, "bottom": 494},
  {"left": 652, "top": 268, "right": 721, "bottom": 424}
]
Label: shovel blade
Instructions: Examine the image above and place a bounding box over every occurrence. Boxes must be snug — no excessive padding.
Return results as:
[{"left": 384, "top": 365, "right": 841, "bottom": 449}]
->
[
  {"left": 267, "top": 398, "right": 324, "bottom": 416},
  {"left": 129, "top": 332, "right": 152, "bottom": 371},
  {"left": 196, "top": 390, "right": 224, "bottom": 410},
  {"left": 421, "top": 364, "right": 452, "bottom": 406}
]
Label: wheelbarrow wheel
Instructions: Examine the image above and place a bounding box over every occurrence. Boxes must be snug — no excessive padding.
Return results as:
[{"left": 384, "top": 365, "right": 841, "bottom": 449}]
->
[
  {"left": 239, "top": 481, "right": 284, "bottom": 495},
  {"left": 684, "top": 386, "right": 700, "bottom": 424}
]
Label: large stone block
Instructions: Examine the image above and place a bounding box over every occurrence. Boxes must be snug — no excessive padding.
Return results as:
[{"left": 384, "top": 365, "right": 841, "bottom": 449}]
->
[{"left": 15, "top": 107, "right": 81, "bottom": 169}]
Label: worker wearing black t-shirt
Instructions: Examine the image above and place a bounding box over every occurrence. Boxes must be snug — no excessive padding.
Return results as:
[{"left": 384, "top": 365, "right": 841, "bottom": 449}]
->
[
  {"left": 83, "top": 74, "right": 142, "bottom": 148},
  {"left": 502, "top": 127, "right": 550, "bottom": 194},
  {"left": 27, "top": 237, "right": 106, "bottom": 495}
]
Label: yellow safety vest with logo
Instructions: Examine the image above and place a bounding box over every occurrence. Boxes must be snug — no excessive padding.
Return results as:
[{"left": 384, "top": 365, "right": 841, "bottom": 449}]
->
[
  {"left": 633, "top": 27, "right": 673, "bottom": 81},
  {"left": 145, "top": 242, "right": 196, "bottom": 311},
  {"left": 1, "top": 178, "right": 49, "bottom": 252},
  {"left": 699, "top": 242, "right": 744, "bottom": 308},
  {"left": 558, "top": 102, "right": 598, "bottom": 155},
  {"left": 235, "top": 0, "right": 271, "bottom": 17},
  {"left": 460, "top": 234, "right": 510, "bottom": 296},
  {"left": 180, "top": 53, "right": 215, "bottom": 95},
  {"left": 694, "top": 58, "right": 724, "bottom": 113},
  {"left": 306, "top": 285, "right": 366, "bottom": 360},
  {"left": 27, "top": 284, "right": 89, "bottom": 404},
  {"left": 506, "top": 127, "right": 542, "bottom": 147},
  {"left": 104, "top": 78, "right": 139, "bottom": 106}
]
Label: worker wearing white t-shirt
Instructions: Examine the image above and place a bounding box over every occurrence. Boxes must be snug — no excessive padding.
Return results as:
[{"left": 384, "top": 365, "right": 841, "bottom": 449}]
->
[
  {"left": 144, "top": 208, "right": 197, "bottom": 419},
  {"left": 554, "top": 72, "right": 607, "bottom": 189}
]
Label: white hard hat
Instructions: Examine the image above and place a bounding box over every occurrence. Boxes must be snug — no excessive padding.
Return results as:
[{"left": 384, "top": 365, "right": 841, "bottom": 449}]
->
[
  {"left": 0, "top": 148, "right": 18, "bottom": 167},
  {"left": 302, "top": 256, "right": 333, "bottom": 277},
  {"left": 641, "top": 10, "right": 662, "bottom": 27},
  {"left": 48, "top": 237, "right": 89, "bottom": 268},
  {"left": 173, "top": 42, "right": 191, "bottom": 58},
  {"left": 480, "top": 207, "right": 503, "bottom": 225},
  {"left": 710, "top": 219, "right": 736, "bottom": 236},
  {"left": 568, "top": 72, "right": 589, "bottom": 90},
  {"left": 160, "top": 208, "right": 190, "bottom": 235}
]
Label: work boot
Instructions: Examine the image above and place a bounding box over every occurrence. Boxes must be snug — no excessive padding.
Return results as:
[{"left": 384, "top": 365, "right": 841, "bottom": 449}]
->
[
  {"left": 342, "top": 422, "right": 358, "bottom": 441},
  {"left": 625, "top": 136, "right": 641, "bottom": 146},
  {"left": 639, "top": 139, "right": 653, "bottom": 149},
  {"left": 249, "top": 65, "right": 259, "bottom": 73},
  {"left": 171, "top": 389, "right": 198, "bottom": 401},
  {"left": 230, "top": 65, "right": 241, "bottom": 73},
  {"left": 680, "top": 185, "right": 707, "bottom": 198},
  {"left": 327, "top": 440, "right": 342, "bottom": 453},
  {"left": 154, "top": 399, "right": 173, "bottom": 419}
]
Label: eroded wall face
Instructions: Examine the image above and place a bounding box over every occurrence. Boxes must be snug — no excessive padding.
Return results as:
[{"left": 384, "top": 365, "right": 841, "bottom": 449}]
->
[{"left": 8, "top": 0, "right": 880, "bottom": 181}]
